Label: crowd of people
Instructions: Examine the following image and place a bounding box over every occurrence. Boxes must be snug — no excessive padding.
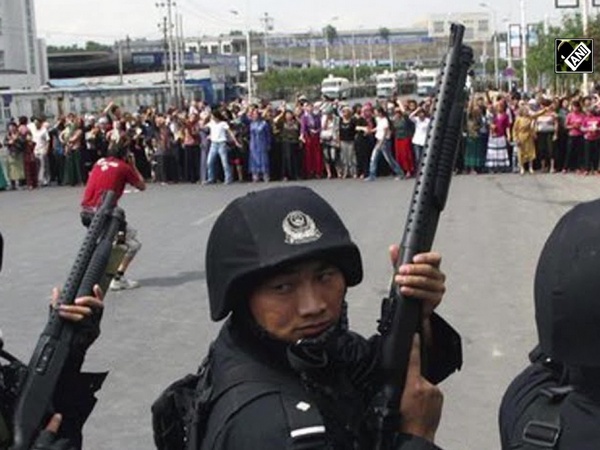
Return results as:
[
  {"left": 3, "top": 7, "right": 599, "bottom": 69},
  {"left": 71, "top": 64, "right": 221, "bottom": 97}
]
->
[{"left": 1, "top": 88, "right": 600, "bottom": 192}]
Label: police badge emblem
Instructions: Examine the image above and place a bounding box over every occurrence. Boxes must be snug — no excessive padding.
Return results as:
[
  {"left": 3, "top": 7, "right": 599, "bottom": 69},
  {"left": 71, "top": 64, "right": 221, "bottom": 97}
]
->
[{"left": 282, "top": 211, "right": 322, "bottom": 245}]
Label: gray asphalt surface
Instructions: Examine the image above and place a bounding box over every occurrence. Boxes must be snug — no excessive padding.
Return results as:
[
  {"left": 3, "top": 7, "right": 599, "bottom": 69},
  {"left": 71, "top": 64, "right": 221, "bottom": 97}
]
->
[{"left": 1, "top": 173, "right": 599, "bottom": 449}]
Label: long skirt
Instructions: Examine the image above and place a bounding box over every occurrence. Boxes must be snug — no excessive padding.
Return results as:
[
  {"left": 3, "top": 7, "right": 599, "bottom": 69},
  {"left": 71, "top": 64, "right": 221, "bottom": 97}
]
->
[
  {"left": 485, "top": 135, "right": 510, "bottom": 168},
  {"left": 24, "top": 152, "right": 38, "bottom": 188},
  {"left": 7, "top": 152, "right": 25, "bottom": 182},
  {"left": 63, "top": 150, "right": 82, "bottom": 186},
  {"left": 0, "top": 157, "right": 7, "bottom": 190},
  {"left": 518, "top": 138, "right": 536, "bottom": 165},
  {"left": 249, "top": 144, "right": 270, "bottom": 179},
  {"left": 394, "top": 138, "right": 415, "bottom": 176},
  {"left": 303, "top": 134, "right": 323, "bottom": 178},
  {"left": 464, "top": 136, "right": 484, "bottom": 169}
]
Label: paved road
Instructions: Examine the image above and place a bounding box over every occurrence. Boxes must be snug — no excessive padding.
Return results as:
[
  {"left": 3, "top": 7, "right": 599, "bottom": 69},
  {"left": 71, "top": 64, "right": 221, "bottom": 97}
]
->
[{"left": 1, "top": 173, "right": 599, "bottom": 449}]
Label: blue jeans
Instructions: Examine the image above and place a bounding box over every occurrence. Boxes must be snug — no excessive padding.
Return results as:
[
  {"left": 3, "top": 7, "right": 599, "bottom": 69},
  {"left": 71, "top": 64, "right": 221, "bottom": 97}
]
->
[
  {"left": 368, "top": 139, "right": 403, "bottom": 179},
  {"left": 413, "top": 144, "right": 424, "bottom": 166},
  {"left": 207, "top": 141, "right": 232, "bottom": 183}
]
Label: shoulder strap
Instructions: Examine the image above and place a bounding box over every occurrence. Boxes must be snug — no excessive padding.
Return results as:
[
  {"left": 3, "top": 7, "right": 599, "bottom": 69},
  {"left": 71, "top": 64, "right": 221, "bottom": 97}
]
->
[{"left": 518, "top": 385, "right": 573, "bottom": 449}]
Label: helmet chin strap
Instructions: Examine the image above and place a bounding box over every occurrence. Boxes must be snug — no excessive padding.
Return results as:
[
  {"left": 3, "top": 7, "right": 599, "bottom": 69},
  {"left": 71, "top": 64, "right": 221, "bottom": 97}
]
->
[{"left": 287, "top": 301, "right": 349, "bottom": 373}]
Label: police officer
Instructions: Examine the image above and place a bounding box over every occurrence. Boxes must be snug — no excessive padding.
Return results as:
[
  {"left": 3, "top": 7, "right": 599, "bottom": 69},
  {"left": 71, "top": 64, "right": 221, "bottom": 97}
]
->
[
  {"left": 0, "top": 232, "right": 106, "bottom": 450},
  {"left": 170, "top": 186, "right": 461, "bottom": 449},
  {"left": 499, "top": 199, "right": 600, "bottom": 449}
]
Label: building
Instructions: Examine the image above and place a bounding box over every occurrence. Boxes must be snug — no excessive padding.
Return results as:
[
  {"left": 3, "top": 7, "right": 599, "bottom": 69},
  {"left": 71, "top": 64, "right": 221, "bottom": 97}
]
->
[
  {"left": 0, "top": 0, "right": 48, "bottom": 90},
  {"left": 428, "top": 12, "right": 492, "bottom": 42}
]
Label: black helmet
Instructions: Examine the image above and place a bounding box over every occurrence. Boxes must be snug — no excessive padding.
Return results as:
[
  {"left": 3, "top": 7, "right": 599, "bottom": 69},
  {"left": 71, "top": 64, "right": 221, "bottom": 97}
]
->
[
  {"left": 206, "top": 186, "right": 363, "bottom": 321},
  {"left": 535, "top": 198, "right": 600, "bottom": 367}
]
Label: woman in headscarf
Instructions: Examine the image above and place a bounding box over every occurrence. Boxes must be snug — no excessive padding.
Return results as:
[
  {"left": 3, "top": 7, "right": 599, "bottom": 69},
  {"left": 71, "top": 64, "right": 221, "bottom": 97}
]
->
[
  {"left": 248, "top": 108, "right": 272, "bottom": 182},
  {"left": 513, "top": 105, "right": 537, "bottom": 175},
  {"left": 3, "top": 122, "right": 25, "bottom": 190},
  {"left": 300, "top": 102, "right": 324, "bottom": 178},
  {"left": 354, "top": 103, "right": 376, "bottom": 179},
  {"left": 320, "top": 106, "right": 340, "bottom": 179},
  {"left": 485, "top": 100, "right": 511, "bottom": 174}
]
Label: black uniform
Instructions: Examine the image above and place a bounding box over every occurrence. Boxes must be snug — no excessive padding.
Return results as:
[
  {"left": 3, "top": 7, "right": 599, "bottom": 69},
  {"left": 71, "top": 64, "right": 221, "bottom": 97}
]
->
[
  {"left": 499, "top": 199, "right": 600, "bottom": 450},
  {"left": 499, "top": 355, "right": 600, "bottom": 450},
  {"left": 197, "top": 309, "right": 459, "bottom": 450}
]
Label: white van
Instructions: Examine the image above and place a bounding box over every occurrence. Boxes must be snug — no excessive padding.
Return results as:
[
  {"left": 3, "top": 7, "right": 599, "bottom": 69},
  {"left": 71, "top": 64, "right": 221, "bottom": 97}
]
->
[
  {"left": 321, "top": 75, "right": 351, "bottom": 100},
  {"left": 376, "top": 71, "right": 398, "bottom": 98},
  {"left": 416, "top": 70, "right": 438, "bottom": 96}
]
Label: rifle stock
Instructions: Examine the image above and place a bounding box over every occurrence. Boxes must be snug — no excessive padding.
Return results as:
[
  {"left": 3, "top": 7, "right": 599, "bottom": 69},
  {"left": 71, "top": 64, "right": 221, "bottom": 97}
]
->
[
  {"left": 11, "top": 191, "right": 125, "bottom": 450},
  {"left": 372, "top": 24, "right": 473, "bottom": 449}
]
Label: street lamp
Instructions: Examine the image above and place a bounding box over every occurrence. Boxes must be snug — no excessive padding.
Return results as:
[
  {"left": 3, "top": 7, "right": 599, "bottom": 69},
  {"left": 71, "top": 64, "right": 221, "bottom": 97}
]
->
[
  {"left": 230, "top": 8, "right": 252, "bottom": 103},
  {"left": 520, "top": 0, "right": 528, "bottom": 93},
  {"left": 479, "top": 2, "right": 499, "bottom": 89}
]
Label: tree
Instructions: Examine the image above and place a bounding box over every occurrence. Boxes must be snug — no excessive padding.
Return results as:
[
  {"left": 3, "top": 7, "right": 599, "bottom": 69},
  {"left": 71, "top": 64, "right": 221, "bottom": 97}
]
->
[
  {"left": 84, "top": 41, "right": 111, "bottom": 52},
  {"left": 323, "top": 24, "right": 338, "bottom": 46},
  {"left": 47, "top": 44, "right": 83, "bottom": 53},
  {"left": 524, "top": 11, "right": 600, "bottom": 93},
  {"left": 379, "top": 27, "right": 390, "bottom": 43}
]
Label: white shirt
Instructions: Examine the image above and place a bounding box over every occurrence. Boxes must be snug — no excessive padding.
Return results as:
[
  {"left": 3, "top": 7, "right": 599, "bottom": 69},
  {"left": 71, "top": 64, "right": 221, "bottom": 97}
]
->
[
  {"left": 412, "top": 117, "right": 431, "bottom": 147},
  {"left": 29, "top": 125, "right": 50, "bottom": 156},
  {"left": 208, "top": 120, "right": 230, "bottom": 143},
  {"left": 375, "top": 116, "right": 390, "bottom": 141}
]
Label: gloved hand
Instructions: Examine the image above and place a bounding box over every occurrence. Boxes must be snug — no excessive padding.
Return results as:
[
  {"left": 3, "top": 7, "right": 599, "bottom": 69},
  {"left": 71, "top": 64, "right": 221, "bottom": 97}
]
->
[{"left": 31, "top": 415, "right": 76, "bottom": 450}]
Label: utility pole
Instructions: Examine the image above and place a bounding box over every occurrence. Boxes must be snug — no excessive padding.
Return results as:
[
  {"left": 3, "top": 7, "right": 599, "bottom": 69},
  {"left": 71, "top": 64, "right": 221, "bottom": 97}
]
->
[
  {"left": 118, "top": 41, "right": 124, "bottom": 85},
  {"left": 179, "top": 14, "right": 187, "bottom": 105},
  {"left": 520, "top": 0, "right": 528, "bottom": 93},
  {"left": 352, "top": 30, "right": 357, "bottom": 85},
  {"left": 582, "top": 0, "right": 590, "bottom": 95},
  {"left": 158, "top": 16, "right": 169, "bottom": 86},
  {"left": 260, "top": 12, "right": 274, "bottom": 72},
  {"left": 310, "top": 29, "right": 316, "bottom": 67},
  {"left": 156, "top": 2, "right": 176, "bottom": 103},
  {"left": 230, "top": 7, "right": 252, "bottom": 103},
  {"left": 174, "top": 10, "right": 182, "bottom": 106}
]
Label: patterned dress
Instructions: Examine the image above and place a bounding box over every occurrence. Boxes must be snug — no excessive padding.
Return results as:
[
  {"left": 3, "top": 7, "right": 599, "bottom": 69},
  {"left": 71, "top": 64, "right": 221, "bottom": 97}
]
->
[{"left": 486, "top": 112, "right": 511, "bottom": 169}]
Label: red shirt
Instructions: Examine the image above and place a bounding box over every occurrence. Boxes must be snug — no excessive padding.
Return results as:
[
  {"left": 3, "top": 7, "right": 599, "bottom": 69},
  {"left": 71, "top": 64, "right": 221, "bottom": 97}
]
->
[{"left": 81, "top": 157, "right": 139, "bottom": 210}]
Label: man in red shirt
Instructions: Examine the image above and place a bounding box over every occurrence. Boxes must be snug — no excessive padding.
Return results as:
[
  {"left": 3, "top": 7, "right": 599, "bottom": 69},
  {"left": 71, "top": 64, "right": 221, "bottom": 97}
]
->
[{"left": 81, "top": 145, "right": 146, "bottom": 290}]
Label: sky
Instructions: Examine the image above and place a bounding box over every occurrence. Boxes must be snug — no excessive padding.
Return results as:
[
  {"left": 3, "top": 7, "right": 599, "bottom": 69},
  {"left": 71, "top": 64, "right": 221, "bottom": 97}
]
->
[{"left": 34, "top": 0, "right": 579, "bottom": 46}]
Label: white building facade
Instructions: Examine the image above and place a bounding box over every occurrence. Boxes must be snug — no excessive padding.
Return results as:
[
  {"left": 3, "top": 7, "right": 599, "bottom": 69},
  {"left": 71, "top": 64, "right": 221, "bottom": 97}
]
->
[
  {"left": 428, "top": 12, "right": 492, "bottom": 42},
  {"left": 0, "top": 0, "right": 48, "bottom": 90}
]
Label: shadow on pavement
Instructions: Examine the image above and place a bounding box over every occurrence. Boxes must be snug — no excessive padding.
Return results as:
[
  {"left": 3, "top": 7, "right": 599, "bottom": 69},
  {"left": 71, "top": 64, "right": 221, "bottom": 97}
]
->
[{"left": 138, "top": 270, "right": 205, "bottom": 287}]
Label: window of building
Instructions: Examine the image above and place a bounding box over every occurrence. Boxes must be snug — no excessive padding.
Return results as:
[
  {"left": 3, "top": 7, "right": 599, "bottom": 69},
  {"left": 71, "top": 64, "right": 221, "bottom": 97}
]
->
[
  {"left": 465, "top": 27, "right": 475, "bottom": 40},
  {"left": 478, "top": 20, "right": 489, "bottom": 32},
  {"left": 0, "top": 51, "right": 4, "bottom": 70},
  {"left": 0, "top": 17, "right": 3, "bottom": 35},
  {"left": 222, "top": 43, "right": 232, "bottom": 54},
  {"left": 433, "top": 21, "right": 445, "bottom": 34}
]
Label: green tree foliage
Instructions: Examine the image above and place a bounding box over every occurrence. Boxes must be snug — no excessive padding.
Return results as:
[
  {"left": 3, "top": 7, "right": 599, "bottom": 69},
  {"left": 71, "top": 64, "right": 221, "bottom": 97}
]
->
[
  {"left": 525, "top": 12, "right": 600, "bottom": 92},
  {"left": 379, "top": 27, "right": 391, "bottom": 42},
  {"left": 85, "top": 41, "right": 111, "bottom": 51},
  {"left": 323, "top": 24, "right": 338, "bottom": 46},
  {"left": 47, "top": 41, "right": 111, "bottom": 53},
  {"left": 256, "top": 66, "right": 382, "bottom": 99}
]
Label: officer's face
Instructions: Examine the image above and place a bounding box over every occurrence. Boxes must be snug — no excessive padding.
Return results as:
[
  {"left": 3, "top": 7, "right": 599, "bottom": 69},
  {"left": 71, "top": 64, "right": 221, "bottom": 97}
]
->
[{"left": 248, "top": 260, "right": 346, "bottom": 343}]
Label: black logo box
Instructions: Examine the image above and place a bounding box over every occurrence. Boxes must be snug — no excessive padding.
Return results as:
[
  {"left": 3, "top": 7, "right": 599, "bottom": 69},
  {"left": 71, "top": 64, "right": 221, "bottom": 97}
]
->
[{"left": 555, "top": 38, "right": 594, "bottom": 74}]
